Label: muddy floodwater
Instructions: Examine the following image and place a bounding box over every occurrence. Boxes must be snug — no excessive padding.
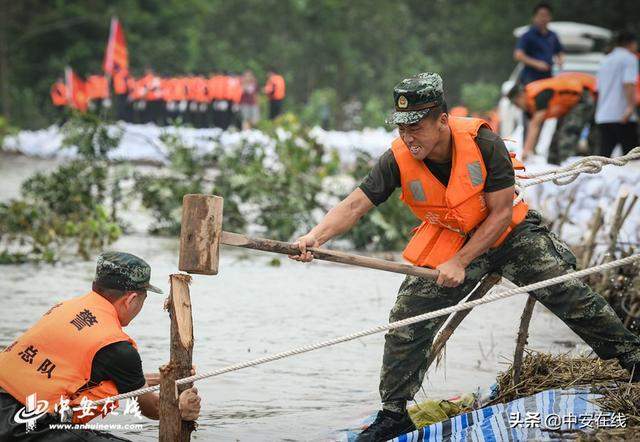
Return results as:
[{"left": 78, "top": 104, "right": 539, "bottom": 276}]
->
[{"left": 0, "top": 154, "right": 583, "bottom": 441}]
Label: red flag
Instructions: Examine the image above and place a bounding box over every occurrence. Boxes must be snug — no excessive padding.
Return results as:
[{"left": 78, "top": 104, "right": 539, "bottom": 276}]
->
[
  {"left": 65, "top": 67, "right": 88, "bottom": 112},
  {"left": 103, "top": 17, "right": 129, "bottom": 76}
]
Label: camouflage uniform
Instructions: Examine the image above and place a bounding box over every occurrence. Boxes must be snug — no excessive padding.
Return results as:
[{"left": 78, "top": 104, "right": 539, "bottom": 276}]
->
[
  {"left": 380, "top": 210, "right": 640, "bottom": 413},
  {"left": 547, "top": 90, "right": 595, "bottom": 165}
]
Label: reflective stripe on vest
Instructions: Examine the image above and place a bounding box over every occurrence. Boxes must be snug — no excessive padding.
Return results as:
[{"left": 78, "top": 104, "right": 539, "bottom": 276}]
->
[
  {"left": 0, "top": 291, "right": 137, "bottom": 423},
  {"left": 524, "top": 77, "right": 583, "bottom": 119},
  {"left": 391, "top": 116, "right": 529, "bottom": 268}
]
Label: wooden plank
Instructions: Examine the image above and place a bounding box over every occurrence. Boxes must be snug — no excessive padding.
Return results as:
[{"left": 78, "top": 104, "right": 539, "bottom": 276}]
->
[{"left": 179, "top": 194, "right": 223, "bottom": 275}]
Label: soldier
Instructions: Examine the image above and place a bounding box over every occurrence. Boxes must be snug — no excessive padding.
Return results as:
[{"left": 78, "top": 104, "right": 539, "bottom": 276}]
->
[
  {"left": 0, "top": 252, "right": 201, "bottom": 441},
  {"left": 507, "top": 74, "right": 595, "bottom": 164},
  {"left": 289, "top": 73, "right": 640, "bottom": 441}
]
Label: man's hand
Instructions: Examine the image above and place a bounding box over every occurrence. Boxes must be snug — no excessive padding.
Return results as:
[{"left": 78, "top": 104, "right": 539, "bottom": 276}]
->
[
  {"left": 436, "top": 257, "right": 466, "bottom": 288},
  {"left": 178, "top": 387, "right": 201, "bottom": 421},
  {"left": 622, "top": 106, "right": 635, "bottom": 124},
  {"left": 288, "top": 233, "right": 319, "bottom": 262},
  {"left": 534, "top": 60, "right": 551, "bottom": 72}
]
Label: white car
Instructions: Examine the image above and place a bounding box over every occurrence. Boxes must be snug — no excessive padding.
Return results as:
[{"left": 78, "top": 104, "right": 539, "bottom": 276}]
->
[{"left": 498, "top": 22, "right": 611, "bottom": 158}]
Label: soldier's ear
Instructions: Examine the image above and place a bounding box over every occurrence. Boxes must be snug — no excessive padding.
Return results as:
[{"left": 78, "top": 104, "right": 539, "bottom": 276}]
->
[{"left": 439, "top": 112, "right": 449, "bottom": 130}]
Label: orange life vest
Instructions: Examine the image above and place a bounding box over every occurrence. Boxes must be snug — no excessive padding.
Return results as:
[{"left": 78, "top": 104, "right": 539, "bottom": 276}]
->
[
  {"left": 113, "top": 73, "right": 128, "bottom": 95},
  {"left": 50, "top": 82, "right": 67, "bottom": 107},
  {"left": 0, "top": 291, "right": 137, "bottom": 424},
  {"left": 86, "top": 75, "right": 109, "bottom": 100},
  {"left": 192, "top": 77, "right": 208, "bottom": 103},
  {"left": 556, "top": 72, "right": 597, "bottom": 98},
  {"left": 264, "top": 74, "right": 286, "bottom": 100},
  {"left": 227, "top": 76, "right": 243, "bottom": 103},
  {"left": 524, "top": 76, "right": 583, "bottom": 119},
  {"left": 140, "top": 73, "right": 162, "bottom": 101},
  {"left": 392, "top": 117, "right": 529, "bottom": 268},
  {"left": 208, "top": 75, "right": 225, "bottom": 101}
]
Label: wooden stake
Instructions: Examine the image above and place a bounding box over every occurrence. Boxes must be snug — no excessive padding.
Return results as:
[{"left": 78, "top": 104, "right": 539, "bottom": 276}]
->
[
  {"left": 512, "top": 296, "right": 537, "bottom": 387},
  {"left": 426, "top": 272, "right": 502, "bottom": 370},
  {"left": 159, "top": 274, "right": 196, "bottom": 442},
  {"left": 580, "top": 206, "right": 603, "bottom": 269},
  {"left": 555, "top": 188, "right": 577, "bottom": 238}
]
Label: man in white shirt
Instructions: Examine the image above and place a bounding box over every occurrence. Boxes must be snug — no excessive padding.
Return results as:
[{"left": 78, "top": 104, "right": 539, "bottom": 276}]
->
[{"left": 596, "top": 31, "right": 639, "bottom": 157}]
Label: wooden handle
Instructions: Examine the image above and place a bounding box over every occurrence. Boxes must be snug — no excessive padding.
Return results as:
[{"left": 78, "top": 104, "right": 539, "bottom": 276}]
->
[{"left": 221, "top": 231, "right": 439, "bottom": 280}]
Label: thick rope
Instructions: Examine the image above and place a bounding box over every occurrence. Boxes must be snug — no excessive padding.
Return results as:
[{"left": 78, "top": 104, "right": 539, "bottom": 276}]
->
[
  {"left": 513, "top": 146, "right": 640, "bottom": 205},
  {"left": 87, "top": 253, "right": 640, "bottom": 406}
]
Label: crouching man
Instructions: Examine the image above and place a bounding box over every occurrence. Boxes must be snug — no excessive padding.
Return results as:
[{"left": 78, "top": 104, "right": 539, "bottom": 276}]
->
[{"left": 0, "top": 251, "right": 201, "bottom": 441}]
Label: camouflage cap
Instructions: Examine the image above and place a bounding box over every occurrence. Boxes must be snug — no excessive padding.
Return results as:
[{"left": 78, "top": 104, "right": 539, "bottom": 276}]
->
[
  {"left": 386, "top": 72, "right": 444, "bottom": 125},
  {"left": 94, "top": 251, "right": 163, "bottom": 294}
]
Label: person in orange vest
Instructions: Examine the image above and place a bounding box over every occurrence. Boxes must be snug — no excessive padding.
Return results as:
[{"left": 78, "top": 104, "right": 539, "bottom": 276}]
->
[
  {"left": 86, "top": 75, "right": 110, "bottom": 113},
  {"left": 0, "top": 252, "right": 201, "bottom": 440},
  {"left": 507, "top": 75, "right": 594, "bottom": 164},
  {"left": 127, "top": 76, "right": 146, "bottom": 124},
  {"left": 208, "top": 71, "right": 227, "bottom": 128},
  {"left": 112, "top": 72, "right": 130, "bottom": 122},
  {"left": 139, "top": 68, "right": 163, "bottom": 124},
  {"left": 50, "top": 79, "right": 68, "bottom": 124},
  {"left": 264, "top": 68, "right": 286, "bottom": 120},
  {"left": 225, "top": 73, "right": 243, "bottom": 130},
  {"left": 50, "top": 79, "right": 68, "bottom": 108},
  {"left": 288, "top": 73, "right": 640, "bottom": 441}
]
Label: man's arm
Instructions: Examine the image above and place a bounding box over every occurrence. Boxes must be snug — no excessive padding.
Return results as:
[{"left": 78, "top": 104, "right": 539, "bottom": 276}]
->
[
  {"left": 514, "top": 49, "right": 550, "bottom": 72},
  {"left": 523, "top": 109, "right": 546, "bottom": 158},
  {"left": 289, "top": 188, "right": 374, "bottom": 261},
  {"left": 553, "top": 34, "right": 565, "bottom": 68},
  {"left": 138, "top": 387, "right": 160, "bottom": 420},
  {"left": 622, "top": 83, "right": 637, "bottom": 123},
  {"left": 436, "top": 187, "right": 514, "bottom": 287}
]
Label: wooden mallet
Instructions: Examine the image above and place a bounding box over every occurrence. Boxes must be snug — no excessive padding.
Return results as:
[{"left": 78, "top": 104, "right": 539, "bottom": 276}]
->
[{"left": 178, "top": 194, "right": 438, "bottom": 280}]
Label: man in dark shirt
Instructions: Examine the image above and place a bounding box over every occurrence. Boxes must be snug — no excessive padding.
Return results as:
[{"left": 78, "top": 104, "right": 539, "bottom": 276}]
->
[
  {"left": 514, "top": 2, "right": 564, "bottom": 85},
  {"left": 0, "top": 252, "right": 201, "bottom": 441},
  {"left": 289, "top": 72, "right": 640, "bottom": 442}
]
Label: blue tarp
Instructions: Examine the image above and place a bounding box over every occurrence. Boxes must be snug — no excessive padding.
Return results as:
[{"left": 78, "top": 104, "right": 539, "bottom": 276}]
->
[{"left": 342, "top": 388, "right": 610, "bottom": 441}]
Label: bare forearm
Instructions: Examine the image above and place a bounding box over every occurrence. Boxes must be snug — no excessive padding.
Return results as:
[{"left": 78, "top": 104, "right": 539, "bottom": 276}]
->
[
  {"left": 514, "top": 50, "right": 541, "bottom": 69},
  {"left": 455, "top": 209, "right": 512, "bottom": 267},
  {"left": 624, "top": 83, "right": 636, "bottom": 108},
  {"left": 308, "top": 188, "right": 372, "bottom": 245}
]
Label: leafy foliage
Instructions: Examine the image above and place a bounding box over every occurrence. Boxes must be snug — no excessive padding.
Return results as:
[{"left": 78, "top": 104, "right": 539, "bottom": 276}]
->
[
  {"left": 0, "top": 114, "right": 123, "bottom": 263},
  {"left": 134, "top": 131, "right": 214, "bottom": 235},
  {"left": 461, "top": 82, "right": 501, "bottom": 114},
  {"left": 342, "top": 150, "right": 417, "bottom": 251}
]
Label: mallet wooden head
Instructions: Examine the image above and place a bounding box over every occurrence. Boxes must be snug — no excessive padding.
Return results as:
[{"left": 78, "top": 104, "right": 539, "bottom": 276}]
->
[{"left": 179, "top": 194, "right": 223, "bottom": 275}]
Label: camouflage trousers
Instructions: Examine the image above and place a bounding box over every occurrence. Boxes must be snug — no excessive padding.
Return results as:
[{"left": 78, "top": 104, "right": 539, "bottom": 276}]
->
[
  {"left": 379, "top": 211, "right": 640, "bottom": 413},
  {"left": 548, "top": 90, "right": 595, "bottom": 165}
]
